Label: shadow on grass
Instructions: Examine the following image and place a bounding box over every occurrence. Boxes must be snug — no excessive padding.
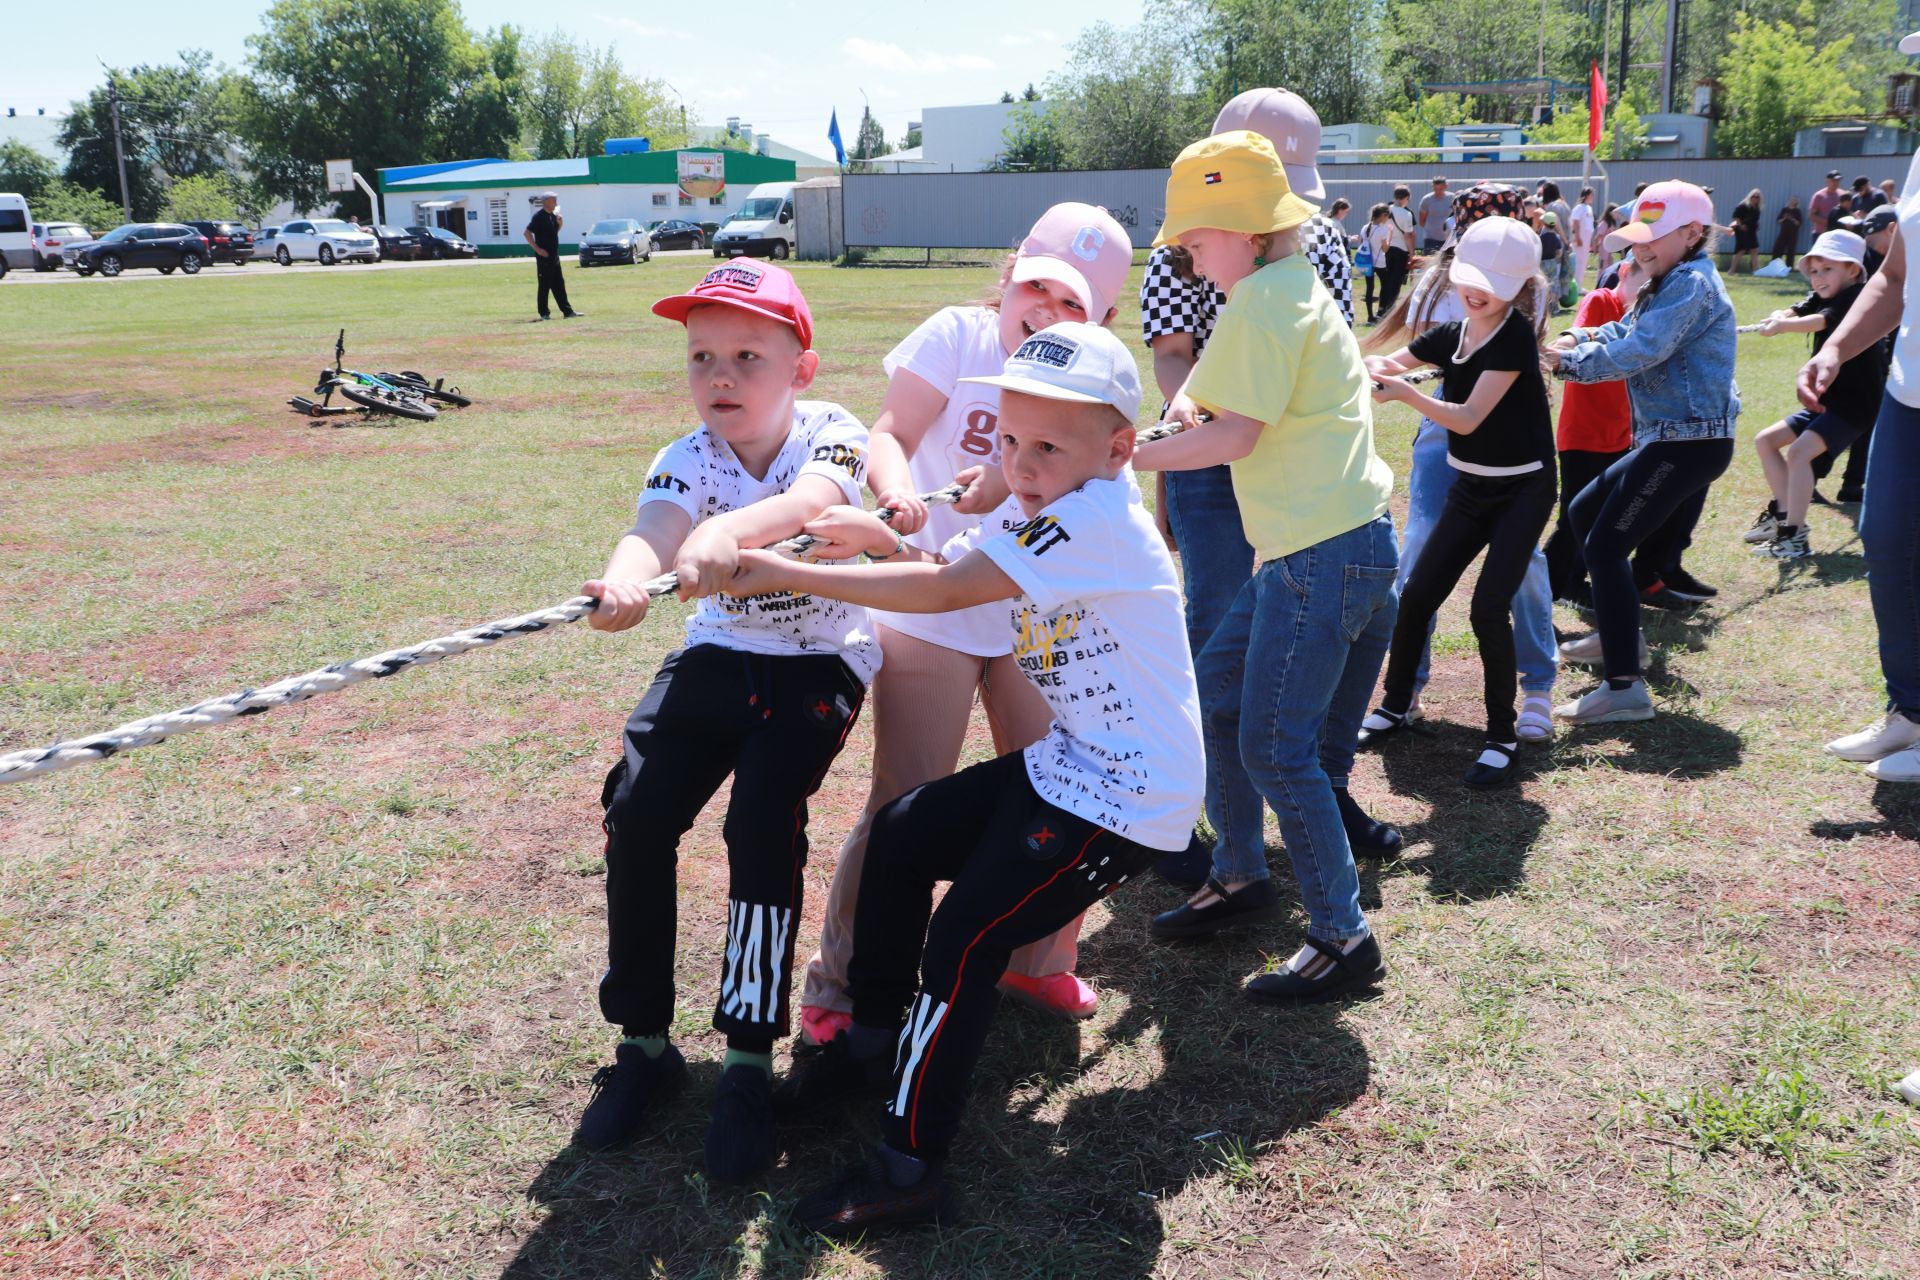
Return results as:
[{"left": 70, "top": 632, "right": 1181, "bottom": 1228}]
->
[
  {"left": 1368, "top": 717, "right": 1548, "bottom": 901},
  {"left": 500, "top": 887, "right": 1370, "bottom": 1278},
  {"left": 1810, "top": 781, "right": 1920, "bottom": 842}
]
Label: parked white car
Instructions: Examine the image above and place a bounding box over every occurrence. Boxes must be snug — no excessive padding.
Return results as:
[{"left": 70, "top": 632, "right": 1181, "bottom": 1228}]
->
[
  {"left": 273, "top": 218, "right": 380, "bottom": 266},
  {"left": 578, "top": 218, "right": 651, "bottom": 267},
  {"left": 32, "top": 221, "right": 93, "bottom": 270}
]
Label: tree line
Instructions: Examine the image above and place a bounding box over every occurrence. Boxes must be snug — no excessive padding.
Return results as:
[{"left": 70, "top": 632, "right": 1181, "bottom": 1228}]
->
[{"left": 999, "top": 0, "right": 1907, "bottom": 170}]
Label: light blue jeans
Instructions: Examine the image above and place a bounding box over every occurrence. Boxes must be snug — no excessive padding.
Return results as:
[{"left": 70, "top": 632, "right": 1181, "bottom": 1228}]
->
[
  {"left": 1402, "top": 421, "right": 1557, "bottom": 695},
  {"left": 1196, "top": 515, "right": 1399, "bottom": 943}
]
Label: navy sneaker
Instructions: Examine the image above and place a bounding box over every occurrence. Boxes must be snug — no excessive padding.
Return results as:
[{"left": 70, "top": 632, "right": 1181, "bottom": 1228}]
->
[
  {"left": 792, "top": 1150, "right": 954, "bottom": 1238},
  {"left": 1149, "top": 876, "right": 1280, "bottom": 941},
  {"left": 575, "top": 1041, "right": 687, "bottom": 1150},
  {"left": 705, "top": 1064, "right": 775, "bottom": 1182},
  {"left": 771, "top": 1032, "right": 890, "bottom": 1119}
]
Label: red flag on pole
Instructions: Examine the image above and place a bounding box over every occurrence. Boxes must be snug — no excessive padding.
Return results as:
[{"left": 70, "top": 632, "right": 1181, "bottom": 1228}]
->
[{"left": 1589, "top": 60, "right": 1608, "bottom": 151}]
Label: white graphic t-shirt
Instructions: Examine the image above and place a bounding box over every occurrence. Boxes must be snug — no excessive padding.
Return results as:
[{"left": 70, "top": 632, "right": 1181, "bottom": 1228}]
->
[
  {"left": 947, "top": 477, "right": 1204, "bottom": 851},
  {"left": 870, "top": 305, "right": 1017, "bottom": 657},
  {"left": 637, "top": 401, "right": 880, "bottom": 683}
]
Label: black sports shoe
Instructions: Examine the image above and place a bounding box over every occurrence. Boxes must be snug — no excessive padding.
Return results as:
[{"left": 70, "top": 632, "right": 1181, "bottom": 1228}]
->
[
  {"left": 575, "top": 1041, "right": 687, "bottom": 1150},
  {"left": 1149, "top": 876, "right": 1280, "bottom": 941},
  {"left": 1335, "top": 787, "right": 1402, "bottom": 856},
  {"left": 1153, "top": 830, "right": 1214, "bottom": 889},
  {"left": 705, "top": 1064, "right": 775, "bottom": 1182},
  {"left": 1661, "top": 566, "right": 1719, "bottom": 600},
  {"left": 1836, "top": 486, "right": 1865, "bottom": 504},
  {"left": 771, "top": 1032, "right": 890, "bottom": 1119},
  {"left": 562, "top": 310, "right": 584, "bottom": 318},
  {"left": 792, "top": 1151, "right": 954, "bottom": 1238},
  {"left": 1554, "top": 581, "right": 1595, "bottom": 610},
  {"left": 1244, "top": 933, "right": 1387, "bottom": 1006},
  {"left": 1637, "top": 581, "right": 1697, "bottom": 613}
]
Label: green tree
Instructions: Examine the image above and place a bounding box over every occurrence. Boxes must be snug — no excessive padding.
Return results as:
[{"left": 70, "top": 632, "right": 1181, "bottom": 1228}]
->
[
  {"left": 1525, "top": 89, "right": 1649, "bottom": 159},
  {"left": 159, "top": 172, "right": 265, "bottom": 221},
  {"left": 1385, "top": 0, "right": 1590, "bottom": 115},
  {"left": 996, "top": 102, "right": 1068, "bottom": 171},
  {"left": 1714, "top": 12, "right": 1864, "bottom": 157},
  {"left": 60, "top": 51, "right": 245, "bottom": 220},
  {"left": 240, "top": 0, "right": 523, "bottom": 210},
  {"left": 1680, "top": 0, "right": 1897, "bottom": 112},
  {"left": 1380, "top": 91, "right": 1474, "bottom": 161},
  {"left": 1044, "top": 17, "right": 1207, "bottom": 170},
  {"left": 852, "top": 107, "right": 891, "bottom": 163},
  {"left": 0, "top": 141, "right": 59, "bottom": 202},
  {"left": 1190, "top": 0, "right": 1390, "bottom": 125},
  {"left": 900, "top": 125, "right": 922, "bottom": 151},
  {"left": 33, "top": 181, "right": 125, "bottom": 230},
  {"left": 521, "top": 32, "right": 676, "bottom": 158}
]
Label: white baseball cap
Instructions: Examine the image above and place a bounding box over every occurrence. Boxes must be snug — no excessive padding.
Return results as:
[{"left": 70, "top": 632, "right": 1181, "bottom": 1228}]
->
[
  {"left": 538, "top": 190, "right": 559, "bottom": 201},
  {"left": 1448, "top": 215, "right": 1541, "bottom": 301},
  {"left": 959, "top": 321, "right": 1142, "bottom": 420},
  {"left": 1605, "top": 180, "right": 1714, "bottom": 250},
  {"left": 1211, "top": 88, "right": 1325, "bottom": 200},
  {"left": 1803, "top": 229, "right": 1868, "bottom": 268},
  {"left": 1010, "top": 203, "right": 1135, "bottom": 321}
]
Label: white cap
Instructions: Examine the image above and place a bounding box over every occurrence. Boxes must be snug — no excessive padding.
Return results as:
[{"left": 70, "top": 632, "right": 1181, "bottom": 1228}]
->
[
  {"left": 1803, "top": 229, "right": 1868, "bottom": 268},
  {"left": 959, "top": 321, "right": 1142, "bottom": 420},
  {"left": 1902, "top": 30, "right": 1920, "bottom": 52},
  {"left": 538, "top": 190, "right": 559, "bottom": 201},
  {"left": 1604, "top": 180, "right": 1714, "bottom": 250},
  {"left": 1448, "top": 215, "right": 1541, "bottom": 302}
]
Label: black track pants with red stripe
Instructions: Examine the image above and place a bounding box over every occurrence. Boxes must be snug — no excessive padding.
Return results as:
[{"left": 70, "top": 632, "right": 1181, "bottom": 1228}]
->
[
  {"left": 598, "top": 644, "right": 864, "bottom": 1046},
  {"left": 848, "top": 751, "right": 1159, "bottom": 1160}
]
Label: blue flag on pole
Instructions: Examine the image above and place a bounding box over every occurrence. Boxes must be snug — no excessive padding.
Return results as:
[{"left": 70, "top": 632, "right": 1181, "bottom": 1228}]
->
[{"left": 828, "top": 110, "right": 846, "bottom": 168}]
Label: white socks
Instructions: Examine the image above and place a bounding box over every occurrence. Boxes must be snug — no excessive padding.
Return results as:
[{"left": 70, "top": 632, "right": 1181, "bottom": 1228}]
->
[
  {"left": 1475, "top": 741, "right": 1518, "bottom": 769},
  {"left": 1282, "top": 932, "right": 1370, "bottom": 978}
]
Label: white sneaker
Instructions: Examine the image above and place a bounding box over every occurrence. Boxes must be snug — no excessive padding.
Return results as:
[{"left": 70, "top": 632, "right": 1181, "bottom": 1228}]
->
[
  {"left": 1900, "top": 1070, "right": 1920, "bottom": 1106},
  {"left": 1742, "top": 506, "right": 1781, "bottom": 544},
  {"left": 1866, "top": 746, "right": 1920, "bottom": 782},
  {"left": 1556, "top": 631, "right": 1651, "bottom": 668},
  {"left": 1554, "top": 680, "right": 1656, "bottom": 724},
  {"left": 1824, "top": 713, "right": 1920, "bottom": 762}
]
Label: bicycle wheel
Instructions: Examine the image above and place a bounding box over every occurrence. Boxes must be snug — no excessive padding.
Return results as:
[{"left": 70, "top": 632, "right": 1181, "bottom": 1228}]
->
[
  {"left": 386, "top": 372, "right": 472, "bottom": 407},
  {"left": 339, "top": 384, "right": 438, "bottom": 421}
]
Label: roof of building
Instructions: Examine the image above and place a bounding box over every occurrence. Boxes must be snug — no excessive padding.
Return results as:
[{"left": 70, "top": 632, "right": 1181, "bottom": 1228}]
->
[
  {"left": 386, "top": 158, "right": 590, "bottom": 189},
  {"left": 379, "top": 149, "right": 796, "bottom": 192}
]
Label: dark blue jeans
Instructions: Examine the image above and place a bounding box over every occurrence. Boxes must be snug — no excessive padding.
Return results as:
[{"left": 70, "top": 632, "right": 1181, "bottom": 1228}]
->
[{"left": 1862, "top": 392, "right": 1920, "bottom": 716}]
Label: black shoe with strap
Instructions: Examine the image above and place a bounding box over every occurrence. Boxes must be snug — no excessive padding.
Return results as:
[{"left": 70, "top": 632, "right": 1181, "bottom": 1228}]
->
[
  {"left": 771, "top": 1031, "right": 891, "bottom": 1120},
  {"left": 575, "top": 1041, "right": 687, "bottom": 1150},
  {"left": 1244, "top": 933, "right": 1388, "bottom": 1006},
  {"left": 791, "top": 1150, "right": 954, "bottom": 1238},
  {"left": 1149, "top": 875, "right": 1280, "bottom": 941},
  {"left": 1335, "top": 786, "right": 1403, "bottom": 856},
  {"left": 1462, "top": 741, "right": 1517, "bottom": 789}
]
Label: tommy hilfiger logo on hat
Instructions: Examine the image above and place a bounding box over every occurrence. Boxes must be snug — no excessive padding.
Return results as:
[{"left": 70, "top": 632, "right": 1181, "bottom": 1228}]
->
[{"left": 1203, "top": 171, "right": 1223, "bottom": 185}]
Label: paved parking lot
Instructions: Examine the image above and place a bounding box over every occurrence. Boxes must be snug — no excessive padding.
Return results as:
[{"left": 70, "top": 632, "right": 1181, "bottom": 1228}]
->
[{"left": 3, "top": 248, "right": 713, "bottom": 286}]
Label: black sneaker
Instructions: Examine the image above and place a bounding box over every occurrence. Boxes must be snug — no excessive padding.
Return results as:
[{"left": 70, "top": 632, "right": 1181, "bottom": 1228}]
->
[
  {"left": 705, "top": 1064, "right": 775, "bottom": 1182},
  {"left": 1153, "top": 830, "right": 1215, "bottom": 889},
  {"left": 1637, "top": 581, "right": 1697, "bottom": 613},
  {"left": 1244, "top": 933, "right": 1387, "bottom": 1006},
  {"left": 1149, "top": 876, "right": 1280, "bottom": 941},
  {"left": 771, "top": 1031, "right": 891, "bottom": 1119},
  {"left": 1836, "top": 486, "right": 1865, "bottom": 504},
  {"left": 792, "top": 1151, "right": 954, "bottom": 1238},
  {"left": 575, "top": 1041, "right": 687, "bottom": 1150},
  {"left": 1661, "top": 566, "right": 1719, "bottom": 600},
  {"left": 1335, "top": 787, "right": 1402, "bottom": 856},
  {"left": 562, "top": 310, "right": 584, "bottom": 318},
  {"left": 1554, "top": 581, "right": 1594, "bottom": 610},
  {"left": 1810, "top": 487, "right": 1832, "bottom": 506}
]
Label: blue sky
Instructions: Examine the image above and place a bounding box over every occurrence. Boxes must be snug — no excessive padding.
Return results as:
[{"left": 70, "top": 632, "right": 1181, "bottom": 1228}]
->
[{"left": 4, "top": 0, "right": 1143, "bottom": 159}]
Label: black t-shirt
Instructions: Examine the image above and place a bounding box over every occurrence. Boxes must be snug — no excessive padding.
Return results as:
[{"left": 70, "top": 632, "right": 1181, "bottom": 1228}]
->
[
  {"left": 1803, "top": 281, "right": 1890, "bottom": 425},
  {"left": 1730, "top": 203, "right": 1759, "bottom": 233},
  {"left": 1854, "top": 191, "right": 1888, "bottom": 215},
  {"left": 527, "top": 208, "right": 560, "bottom": 255},
  {"left": 1407, "top": 310, "right": 1555, "bottom": 473},
  {"left": 1539, "top": 229, "right": 1562, "bottom": 261}
]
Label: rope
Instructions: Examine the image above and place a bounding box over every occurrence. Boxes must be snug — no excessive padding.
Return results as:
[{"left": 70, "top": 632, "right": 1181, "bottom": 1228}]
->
[{"left": 1736, "top": 323, "right": 1767, "bottom": 333}]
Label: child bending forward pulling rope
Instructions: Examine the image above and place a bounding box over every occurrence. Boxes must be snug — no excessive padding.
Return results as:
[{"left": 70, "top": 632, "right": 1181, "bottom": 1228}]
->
[{"left": 727, "top": 323, "right": 1204, "bottom": 1237}]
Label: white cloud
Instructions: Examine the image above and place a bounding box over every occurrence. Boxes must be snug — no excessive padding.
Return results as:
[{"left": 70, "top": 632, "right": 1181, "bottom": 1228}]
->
[
  {"left": 599, "top": 16, "right": 688, "bottom": 37},
  {"left": 841, "top": 37, "right": 994, "bottom": 74},
  {"left": 999, "top": 31, "right": 1059, "bottom": 47}
]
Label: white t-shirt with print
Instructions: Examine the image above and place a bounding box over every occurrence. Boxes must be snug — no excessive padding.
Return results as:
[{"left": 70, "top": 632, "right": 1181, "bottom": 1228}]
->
[
  {"left": 947, "top": 477, "right": 1204, "bottom": 852},
  {"left": 1890, "top": 147, "right": 1920, "bottom": 407},
  {"left": 1570, "top": 202, "right": 1594, "bottom": 249},
  {"left": 638, "top": 401, "right": 881, "bottom": 682},
  {"left": 870, "top": 305, "right": 1018, "bottom": 657}
]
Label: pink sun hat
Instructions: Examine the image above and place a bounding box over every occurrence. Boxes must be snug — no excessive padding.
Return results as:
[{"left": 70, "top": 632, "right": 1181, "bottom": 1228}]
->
[{"left": 1009, "top": 203, "right": 1135, "bottom": 322}]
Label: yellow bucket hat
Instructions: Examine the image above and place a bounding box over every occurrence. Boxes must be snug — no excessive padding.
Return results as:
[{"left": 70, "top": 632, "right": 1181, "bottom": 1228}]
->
[{"left": 1153, "top": 130, "right": 1319, "bottom": 247}]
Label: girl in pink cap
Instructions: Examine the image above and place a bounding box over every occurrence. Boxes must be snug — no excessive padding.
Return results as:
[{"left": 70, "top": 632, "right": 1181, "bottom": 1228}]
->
[{"left": 791, "top": 203, "right": 1134, "bottom": 1047}]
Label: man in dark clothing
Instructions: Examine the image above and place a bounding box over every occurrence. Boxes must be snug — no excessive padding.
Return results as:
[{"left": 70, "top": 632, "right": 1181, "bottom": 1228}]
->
[{"left": 524, "top": 191, "right": 580, "bottom": 320}]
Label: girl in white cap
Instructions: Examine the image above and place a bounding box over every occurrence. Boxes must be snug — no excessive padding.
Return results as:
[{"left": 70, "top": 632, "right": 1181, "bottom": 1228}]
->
[
  {"left": 791, "top": 203, "right": 1135, "bottom": 1046},
  {"left": 1548, "top": 179, "right": 1739, "bottom": 725},
  {"left": 1746, "top": 230, "right": 1886, "bottom": 559},
  {"left": 1361, "top": 216, "right": 1557, "bottom": 787}
]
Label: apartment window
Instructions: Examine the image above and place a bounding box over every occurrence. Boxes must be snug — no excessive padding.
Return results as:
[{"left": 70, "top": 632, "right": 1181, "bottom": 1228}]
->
[
  {"left": 678, "top": 193, "right": 693, "bottom": 206},
  {"left": 709, "top": 195, "right": 724, "bottom": 206},
  {"left": 488, "top": 198, "right": 509, "bottom": 238},
  {"left": 652, "top": 192, "right": 669, "bottom": 207}
]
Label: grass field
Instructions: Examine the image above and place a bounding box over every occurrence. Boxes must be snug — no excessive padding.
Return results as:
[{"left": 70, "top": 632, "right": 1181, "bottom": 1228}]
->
[{"left": 2, "top": 257, "right": 1917, "bottom": 1279}]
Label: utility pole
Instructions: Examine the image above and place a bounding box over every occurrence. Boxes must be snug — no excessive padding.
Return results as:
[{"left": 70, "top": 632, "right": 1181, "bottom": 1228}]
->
[
  {"left": 106, "top": 70, "right": 132, "bottom": 222},
  {"left": 1614, "top": 0, "right": 1630, "bottom": 155}
]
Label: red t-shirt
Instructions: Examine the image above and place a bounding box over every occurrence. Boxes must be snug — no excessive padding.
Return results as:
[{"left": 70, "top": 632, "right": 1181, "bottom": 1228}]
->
[{"left": 1556, "top": 288, "right": 1632, "bottom": 453}]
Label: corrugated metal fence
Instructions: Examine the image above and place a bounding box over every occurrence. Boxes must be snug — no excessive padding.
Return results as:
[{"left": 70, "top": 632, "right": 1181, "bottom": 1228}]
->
[{"left": 838, "top": 155, "right": 1917, "bottom": 253}]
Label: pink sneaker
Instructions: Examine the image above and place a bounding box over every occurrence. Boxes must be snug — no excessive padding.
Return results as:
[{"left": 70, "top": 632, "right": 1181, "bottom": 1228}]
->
[
  {"left": 799, "top": 1005, "right": 852, "bottom": 1047},
  {"left": 997, "top": 971, "right": 1099, "bottom": 1020}
]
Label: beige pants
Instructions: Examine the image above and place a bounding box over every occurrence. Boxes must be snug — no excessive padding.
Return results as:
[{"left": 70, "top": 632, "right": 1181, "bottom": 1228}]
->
[{"left": 799, "top": 624, "right": 1083, "bottom": 1013}]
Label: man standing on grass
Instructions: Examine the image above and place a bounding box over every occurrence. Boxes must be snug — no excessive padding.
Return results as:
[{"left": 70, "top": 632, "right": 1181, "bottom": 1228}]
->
[
  {"left": 524, "top": 192, "right": 581, "bottom": 321},
  {"left": 1809, "top": 171, "right": 1846, "bottom": 238},
  {"left": 1417, "top": 176, "right": 1450, "bottom": 252}
]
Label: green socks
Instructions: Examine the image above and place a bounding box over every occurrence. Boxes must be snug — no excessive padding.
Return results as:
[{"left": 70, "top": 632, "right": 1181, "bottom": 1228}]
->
[
  {"left": 722, "top": 1048, "right": 773, "bottom": 1078},
  {"left": 621, "top": 1034, "right": 668, "bottom": 1060}
]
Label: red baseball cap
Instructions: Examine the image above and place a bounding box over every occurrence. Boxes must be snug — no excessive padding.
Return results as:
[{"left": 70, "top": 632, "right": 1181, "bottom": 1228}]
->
[{"left": 651, "top": 260, "right": 814, "bottom": 349}]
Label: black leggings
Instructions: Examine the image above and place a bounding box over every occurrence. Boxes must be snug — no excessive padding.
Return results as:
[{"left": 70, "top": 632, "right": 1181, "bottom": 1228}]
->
[
  {"left": 1382, "top": 467, "right": 1558, "bottom": 740},
  {"left": 597, "top": 645, "right": 864, "bottom": 1049},
  {"left": 1544, "top": 447, "right": 1625, "bottom": 599},
  {"left": 1569, "top": 439, "right": 1735, "bottom": 678},
  {"left": 849, "top": 752, "right": 1158, "bottom": 1160},
  {"left": 1378, "top": 246, "right": 1412, "bottom": 315}
]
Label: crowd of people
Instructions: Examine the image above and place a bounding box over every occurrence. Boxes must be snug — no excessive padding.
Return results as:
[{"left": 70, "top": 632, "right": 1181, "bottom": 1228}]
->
[{"left": 544, "top": 72, "right": 1920, "bottom": 1238}]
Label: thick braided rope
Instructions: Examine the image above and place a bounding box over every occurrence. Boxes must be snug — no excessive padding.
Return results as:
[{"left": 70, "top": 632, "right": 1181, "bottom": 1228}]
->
[
  {"left": 1736, "top": 323, "right": 1766, "bottom": 333},
  {"left": 0, "top": 485, "right": 969, "bottom": 785}
]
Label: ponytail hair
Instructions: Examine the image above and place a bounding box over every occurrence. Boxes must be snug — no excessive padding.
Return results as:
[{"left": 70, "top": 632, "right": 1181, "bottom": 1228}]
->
[{"left": 1364, "top": 247, "right": 1458, "bottom": 350}]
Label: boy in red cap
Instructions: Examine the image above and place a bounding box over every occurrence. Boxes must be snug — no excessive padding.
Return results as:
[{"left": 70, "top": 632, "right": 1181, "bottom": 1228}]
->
[{"left": 571, "top": 260, "right": 877, "bottom": 1181}]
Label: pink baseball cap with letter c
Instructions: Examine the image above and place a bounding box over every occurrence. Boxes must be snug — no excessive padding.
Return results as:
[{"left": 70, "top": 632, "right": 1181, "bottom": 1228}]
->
[{"left": 1009, "top": 202, "right": 1135, "bottom": 322}]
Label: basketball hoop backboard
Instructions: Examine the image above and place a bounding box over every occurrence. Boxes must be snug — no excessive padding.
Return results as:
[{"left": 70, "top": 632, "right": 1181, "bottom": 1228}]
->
[{"left": 325, "top": 159, "right": 354, "bottom": 194}]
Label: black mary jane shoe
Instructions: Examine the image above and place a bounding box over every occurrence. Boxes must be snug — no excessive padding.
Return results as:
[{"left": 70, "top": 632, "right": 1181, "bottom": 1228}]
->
[
  {"left": 1356, "top": 705, "right": 1414, "bottom": 748},
  {"left": 1149, "top": 876, "right": 1280, "bottom": 941},
  {"left": 1461, "top": 741, "right": 1518, "bottom": 790},
  {"left": 1245, "top": 933, "right": 1388, "bottom": 1006}
]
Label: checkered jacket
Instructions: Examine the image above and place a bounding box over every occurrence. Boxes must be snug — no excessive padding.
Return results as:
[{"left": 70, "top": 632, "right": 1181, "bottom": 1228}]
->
[{"left": 1139, "top": 226, "right": 1355, "bottom": 359}]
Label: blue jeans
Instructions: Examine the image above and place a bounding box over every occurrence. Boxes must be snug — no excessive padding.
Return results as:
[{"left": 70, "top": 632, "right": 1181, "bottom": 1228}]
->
[
  {"left": 1862, "top": 392, "right": 1920, "bottom": 716},
  {"left": 1401, "top": 421, "right": 1557, "bottom": 694},
  {"left": 1195, "top": 515, "right": 1399, "bottom": 943},
  {"left": 1165, "top": 465, "right": 1255, "bottom": 658}
]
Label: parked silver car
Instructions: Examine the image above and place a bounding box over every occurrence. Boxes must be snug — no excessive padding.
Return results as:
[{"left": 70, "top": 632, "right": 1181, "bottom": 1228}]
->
[{"left": 273, "top": 218, "right": 380, "bottom": 265}]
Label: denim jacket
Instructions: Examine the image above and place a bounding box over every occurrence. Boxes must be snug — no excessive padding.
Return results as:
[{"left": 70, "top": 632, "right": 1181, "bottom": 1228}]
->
[{"left": 1558, "top": 255, "right": 1739, "bottom": 443}]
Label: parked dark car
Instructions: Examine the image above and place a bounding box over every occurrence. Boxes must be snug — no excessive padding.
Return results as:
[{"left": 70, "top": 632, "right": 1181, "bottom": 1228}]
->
[
  {"left": 405, "top": 225, "right": 478, "bottom": 259},
  {"left": 372, "top": 225, "right": 422, "bottom": 261},
  {"left": 183, "top": 220, "right": 254, "bottom": 264},
  {"left": 646, "top": 218, "right": 706, "bottom": 250},
  {"left": 66, "top": 223, "right": 210, "bottom": 277}
]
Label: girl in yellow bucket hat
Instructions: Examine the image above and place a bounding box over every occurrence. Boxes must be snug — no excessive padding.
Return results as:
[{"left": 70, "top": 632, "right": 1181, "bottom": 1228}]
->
[{"left": 1135, "top": 130, "right": 1401, "bottom": 1007}]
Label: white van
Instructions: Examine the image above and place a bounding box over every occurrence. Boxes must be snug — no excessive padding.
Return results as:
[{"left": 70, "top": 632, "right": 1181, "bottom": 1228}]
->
[
  {"left": 712, "top": 182, "right": 796, "bottom": 260},
  {"left": 0, "top": 193, "right": 33, "bottom": 276}
]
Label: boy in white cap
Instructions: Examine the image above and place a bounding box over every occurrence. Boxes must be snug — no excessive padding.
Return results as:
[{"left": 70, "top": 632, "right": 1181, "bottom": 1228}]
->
[
  {"left": 731, "top": 322, "right": 1203, "bottom": 1236},
  {"left": 1746, "top": 230, "right": 1887, "bottom": 557}
]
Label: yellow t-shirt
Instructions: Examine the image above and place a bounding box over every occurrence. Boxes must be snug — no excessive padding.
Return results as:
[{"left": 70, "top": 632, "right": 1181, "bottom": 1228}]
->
[{"left": 1183, "top": 256, "right": 1393, "bottom": 562}]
